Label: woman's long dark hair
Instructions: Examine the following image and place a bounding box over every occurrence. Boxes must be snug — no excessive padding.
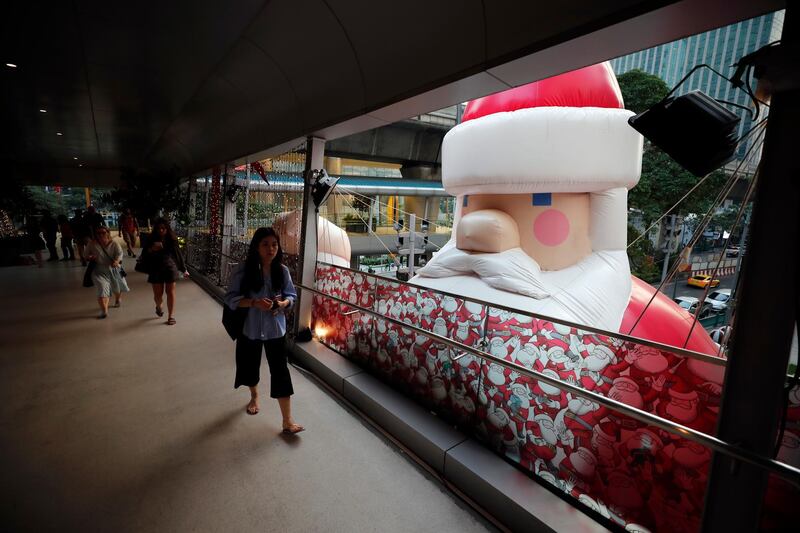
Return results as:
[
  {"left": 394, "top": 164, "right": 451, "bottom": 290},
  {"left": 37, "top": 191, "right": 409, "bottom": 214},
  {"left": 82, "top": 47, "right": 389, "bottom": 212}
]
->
[
  {"left": 151, "top": 218, "right": 178, "bottom": 244},
  {"left": 243, "top": 227, "right": 284, "bottom": 294}
]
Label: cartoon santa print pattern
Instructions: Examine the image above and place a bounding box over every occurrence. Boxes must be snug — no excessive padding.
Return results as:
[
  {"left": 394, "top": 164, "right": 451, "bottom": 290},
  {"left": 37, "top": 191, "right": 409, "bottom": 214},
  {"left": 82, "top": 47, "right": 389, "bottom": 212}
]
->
[
  {"left": 312, "top": 265, "right": 734, "bottom": 532},
  {"left": 313, "top": 266, "right": 485, "bottom": 425},
  {"left": 474, "top": 308, "right": 727, "bottom": 532}
]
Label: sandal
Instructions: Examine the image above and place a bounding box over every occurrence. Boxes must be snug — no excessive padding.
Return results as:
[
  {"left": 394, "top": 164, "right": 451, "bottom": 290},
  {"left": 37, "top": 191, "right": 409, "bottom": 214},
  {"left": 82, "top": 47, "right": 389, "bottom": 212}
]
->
[
  {"left": 155, "top": 306, "right": 164, "bottom": 317},
  {"left": 166, "top": 317, "right": 176, "bottom": 325},
  {"left": 281, "top": 423, "right": 305, "bottom": 435},
  {"left": 112, "top": 301, "right": 121, "bottom": 308}
]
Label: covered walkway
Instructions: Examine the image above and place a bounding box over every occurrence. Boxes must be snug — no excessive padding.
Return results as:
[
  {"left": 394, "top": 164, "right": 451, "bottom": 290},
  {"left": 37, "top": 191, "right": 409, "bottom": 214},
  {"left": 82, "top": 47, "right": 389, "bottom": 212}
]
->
[{"left": 0, "top": 253, "right": 493, "bottom": 532}]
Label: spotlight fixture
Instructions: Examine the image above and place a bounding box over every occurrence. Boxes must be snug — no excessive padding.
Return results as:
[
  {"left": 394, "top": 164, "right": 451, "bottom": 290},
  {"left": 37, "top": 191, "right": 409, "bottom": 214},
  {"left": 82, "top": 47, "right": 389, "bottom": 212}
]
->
[
  {"left": 628, "top": 90, "right": 740, "bottom": 177},
  {"left": 309, "top": 169, "right": 339, "bottom": 208},
  {"left": 57, "top": 132, "right": 63, "bottom": 136},
  {"left": 225, "top": 183, "right": 242, "bottom": 203},
  {"left": 6, "top": 63, "right": 17, "bottom": 68},
  {"left": 39, "top": 109, "right": 47, "bottom": 113},
  {"left": 73, "top": 157, "right": 78, "bottom": 160}
]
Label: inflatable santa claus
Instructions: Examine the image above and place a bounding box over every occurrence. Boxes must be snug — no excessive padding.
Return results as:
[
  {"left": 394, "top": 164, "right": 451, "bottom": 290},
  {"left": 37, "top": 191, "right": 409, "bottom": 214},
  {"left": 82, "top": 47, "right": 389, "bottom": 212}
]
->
[
  {"left": 274, "top": 209, "right": 351, "bottom": 268},
  {"left": 412, "top": 62, "right": 718, "bottom": 355}
]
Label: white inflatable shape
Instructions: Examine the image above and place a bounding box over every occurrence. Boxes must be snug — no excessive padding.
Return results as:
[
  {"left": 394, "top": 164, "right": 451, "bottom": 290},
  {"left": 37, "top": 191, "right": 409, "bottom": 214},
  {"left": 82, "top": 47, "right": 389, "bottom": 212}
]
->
[
  {"left": 442, "top": 107, "right": 642, "bottom": 196},
  {"left": 457, "top": 209, "right": 521, "bottom": 253},
  {"left": 274, "top": 211, "right": 351, "bottom": 268},
  {"left": 589, "top": 188, "right": 629, "bottom": 252},
  {"left": 413, "top": 241, "right": 632, "bottom": 332}
]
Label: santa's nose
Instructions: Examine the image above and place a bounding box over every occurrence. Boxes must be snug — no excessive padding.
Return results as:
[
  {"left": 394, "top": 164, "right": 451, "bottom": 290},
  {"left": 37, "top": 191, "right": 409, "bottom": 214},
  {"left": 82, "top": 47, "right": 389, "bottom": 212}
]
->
[{"left": 457, "top": 209, "right": 520, "bottom": 253}]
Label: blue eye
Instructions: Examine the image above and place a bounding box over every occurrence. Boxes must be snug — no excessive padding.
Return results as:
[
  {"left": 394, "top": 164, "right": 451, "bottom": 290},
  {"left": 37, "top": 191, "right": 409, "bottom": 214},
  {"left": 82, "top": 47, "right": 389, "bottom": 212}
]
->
[{"left": 532, "top": 193, "right": 552, "bottom": 206}]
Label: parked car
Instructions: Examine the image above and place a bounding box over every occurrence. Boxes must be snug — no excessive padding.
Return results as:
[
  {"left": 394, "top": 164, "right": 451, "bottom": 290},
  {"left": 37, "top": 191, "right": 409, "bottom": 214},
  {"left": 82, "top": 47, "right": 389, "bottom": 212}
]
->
[
  {"left": 687, "top": 274, "right": 721, "bottom": 289},
  {"left": 706, "top": 289, "right": 732, "bottom": 313},
  {"left": 673, "top": 296, "right": 712, "bottom": 318},
  {"left": 725, "top": 246, "right": 740, "bottom": 257}
]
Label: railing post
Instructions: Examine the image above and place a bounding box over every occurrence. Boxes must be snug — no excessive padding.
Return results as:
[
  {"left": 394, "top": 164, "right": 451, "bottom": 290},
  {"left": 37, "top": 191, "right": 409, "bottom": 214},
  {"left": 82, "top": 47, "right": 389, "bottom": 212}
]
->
[
  {"left": 295, "top": 136, "right": 325, "bottom": 334},
  {"left": 220, "top": 164, "right": 237, "bottom": 285},
  {"left": 702, "top": 8, "right": 800, "bottom": 531}
]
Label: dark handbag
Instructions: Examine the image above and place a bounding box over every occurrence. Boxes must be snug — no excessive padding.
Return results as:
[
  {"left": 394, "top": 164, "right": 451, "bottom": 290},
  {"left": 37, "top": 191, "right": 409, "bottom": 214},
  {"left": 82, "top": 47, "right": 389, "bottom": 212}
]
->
[
  {"left": 222, "top": 274, "right": 248, "bottom": 341},
  {"left": 222, "top": 305, "right": 248, "bottom": 341},
  {"left": 134, "top": 246, "right": 151, "bottom": 273},
  {"left": 120, "top": 266, "right": 128, "bottom": 278},
  {"left": 82, "top": 261, "right": 95, "bottom": 287}
]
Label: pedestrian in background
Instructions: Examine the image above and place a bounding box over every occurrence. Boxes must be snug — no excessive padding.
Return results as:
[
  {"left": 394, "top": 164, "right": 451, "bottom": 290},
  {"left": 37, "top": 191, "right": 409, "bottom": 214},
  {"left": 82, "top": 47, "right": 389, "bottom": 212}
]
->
[
  {"left": 40, "top": 211, "right": 59, "bottom": 261},
  {"left": 71, "top": 209, "right": 91, "bottom": 266},
  {"left": 84, "top": 205, "right": 104, "bottom": 238},
  {"left": 141, "top": 218, "right": 188, "bottom": 325},
  {"left": 57, "top": 214, "right": 74, "bottom": 261},
  {"left": 25, "top": 215, "right": 45, "bottom": 268},
  {"left": 118, "top": 208, "right": 139, "bottom": 257},
  {"left": 224, "top": 227, "right": 303, "bottom": 434},
  {"left": 84, "top": 225, "right": 129, "bottom": 319}
]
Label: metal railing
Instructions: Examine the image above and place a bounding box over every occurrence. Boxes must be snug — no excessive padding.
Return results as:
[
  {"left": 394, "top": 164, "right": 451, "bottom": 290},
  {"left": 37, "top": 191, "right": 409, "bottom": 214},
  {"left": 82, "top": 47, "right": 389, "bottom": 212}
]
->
[
  {"left": 315, "top": 261, "right": 727, "bottom": 367},
  {"left": 299, "top": 281, "right": 800, "bottom": 488}
]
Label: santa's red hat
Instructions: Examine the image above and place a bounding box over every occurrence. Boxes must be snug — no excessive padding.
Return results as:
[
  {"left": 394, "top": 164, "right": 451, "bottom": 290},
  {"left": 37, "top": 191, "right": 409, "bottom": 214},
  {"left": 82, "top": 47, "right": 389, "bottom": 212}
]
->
[
  {"left": 443, "top": 63, "right": 642, "bottom": 196},
  {"left": 595, "top": 421, "right": 621, "bottom": 442},
  {"left": 668, "top": 379, "right": 699, "bottom": 402}
]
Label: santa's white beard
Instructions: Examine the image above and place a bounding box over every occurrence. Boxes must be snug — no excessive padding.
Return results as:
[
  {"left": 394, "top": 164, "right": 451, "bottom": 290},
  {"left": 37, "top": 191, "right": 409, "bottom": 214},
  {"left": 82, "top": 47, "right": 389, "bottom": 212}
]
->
[{"left": 412, "top": 240, "right": 632, "bottom": 332}]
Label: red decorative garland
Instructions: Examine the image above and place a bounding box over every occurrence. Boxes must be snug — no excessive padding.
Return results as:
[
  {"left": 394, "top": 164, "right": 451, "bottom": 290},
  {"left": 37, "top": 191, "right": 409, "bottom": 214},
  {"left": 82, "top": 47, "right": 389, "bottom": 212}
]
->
[{"left": 210, "top": 166, "right": 221, "bottom": 236}]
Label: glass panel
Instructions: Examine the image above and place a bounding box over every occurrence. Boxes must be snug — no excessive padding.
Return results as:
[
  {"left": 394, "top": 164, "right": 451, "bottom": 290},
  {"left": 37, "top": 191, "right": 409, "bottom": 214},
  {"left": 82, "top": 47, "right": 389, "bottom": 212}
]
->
[
  {"left": 311, "top": 264, "right": 732, "bottom": 531},
  {"left": 760, "top": 382, "right": 800, "bottom": 531}
]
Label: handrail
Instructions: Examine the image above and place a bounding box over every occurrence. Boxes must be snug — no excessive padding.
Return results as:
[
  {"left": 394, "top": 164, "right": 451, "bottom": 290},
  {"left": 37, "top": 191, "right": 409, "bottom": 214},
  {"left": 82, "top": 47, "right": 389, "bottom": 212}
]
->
[
  {"left": 315, "top": 260, "right": 727, "bottom": 367},
  {"left": 300, "top": 282, "right": 800, "bottom": 488}
]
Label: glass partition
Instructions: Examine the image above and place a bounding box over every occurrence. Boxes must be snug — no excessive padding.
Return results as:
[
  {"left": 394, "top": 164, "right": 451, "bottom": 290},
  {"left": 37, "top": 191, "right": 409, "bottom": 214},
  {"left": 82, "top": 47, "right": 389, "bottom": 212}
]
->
[{"left": 309, "top": 262, "right": 787, "bottom": 532}]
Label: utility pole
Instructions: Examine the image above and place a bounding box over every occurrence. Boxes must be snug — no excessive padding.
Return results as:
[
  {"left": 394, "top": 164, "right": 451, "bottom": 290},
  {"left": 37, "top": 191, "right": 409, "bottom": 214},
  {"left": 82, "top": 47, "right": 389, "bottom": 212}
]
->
[
  {"left": 660, "top": 213, "right": 677, "bottom": 288},
  {"left": 724, "top": 206, "right": 751, "bottom": 326}
]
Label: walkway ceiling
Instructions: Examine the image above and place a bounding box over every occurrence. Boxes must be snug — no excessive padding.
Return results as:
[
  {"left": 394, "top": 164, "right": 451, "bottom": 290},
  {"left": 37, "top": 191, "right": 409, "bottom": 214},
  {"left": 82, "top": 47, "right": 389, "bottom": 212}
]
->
[{"left": 2, "top": 0, "right": 783, "bottom": 187}]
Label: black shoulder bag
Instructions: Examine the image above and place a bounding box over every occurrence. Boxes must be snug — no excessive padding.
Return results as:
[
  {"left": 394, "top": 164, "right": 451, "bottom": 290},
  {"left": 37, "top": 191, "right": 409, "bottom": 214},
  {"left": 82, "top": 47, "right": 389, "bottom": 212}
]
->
[{"left": 222, "top": 276, "right": 248, "bottom": 341}]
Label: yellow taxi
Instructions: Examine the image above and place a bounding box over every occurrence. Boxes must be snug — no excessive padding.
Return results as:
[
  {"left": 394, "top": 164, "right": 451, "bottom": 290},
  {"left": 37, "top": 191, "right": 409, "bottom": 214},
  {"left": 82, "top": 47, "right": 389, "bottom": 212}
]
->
[{"left": 687, "top": 274, "right": 721, "bottom": 289}]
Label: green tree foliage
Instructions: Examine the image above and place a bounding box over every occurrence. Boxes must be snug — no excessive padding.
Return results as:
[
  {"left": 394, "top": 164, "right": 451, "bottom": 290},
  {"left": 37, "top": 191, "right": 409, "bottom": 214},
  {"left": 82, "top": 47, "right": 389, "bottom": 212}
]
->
[
  {"left": 617, "top": 69, "right": 670, "bottom": 114},
  {"left": 104, "top": 167, "right": 189, "bottom": 224},
  {"left": 627, "top": 224, "right": 661, "bottom": 283},
  {"left": 618, "top": 70, "right": 728, "bottom": 224}
]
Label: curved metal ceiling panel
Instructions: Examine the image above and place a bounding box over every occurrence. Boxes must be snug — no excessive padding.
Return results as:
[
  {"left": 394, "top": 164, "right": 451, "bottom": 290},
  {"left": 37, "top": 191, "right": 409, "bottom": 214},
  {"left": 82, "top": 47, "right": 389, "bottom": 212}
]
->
[
  {"left": 244, "top": 0, "right": 366, "bottom": 130},
  {"left": 326, "top": 0, "right": 486, "bottom": 107},
  {"left": 3, "top": 0, "right": 783, "bottom": 186}
]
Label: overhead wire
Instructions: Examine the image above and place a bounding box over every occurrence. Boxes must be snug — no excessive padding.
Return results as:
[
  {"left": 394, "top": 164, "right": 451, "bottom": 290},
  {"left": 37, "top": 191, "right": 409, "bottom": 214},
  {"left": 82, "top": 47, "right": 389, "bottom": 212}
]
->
[
  {"left": 683, "top": 162, "right": 760, "bottom": 348},
  {"left": 626, "top": 122, "right": 768, "bottom": 337},
  {"left": 627, "top": 115, "right": 768, "bottom": 251},
  {"left": 335, "top": 184, "right": 453, "bottom": 237}
]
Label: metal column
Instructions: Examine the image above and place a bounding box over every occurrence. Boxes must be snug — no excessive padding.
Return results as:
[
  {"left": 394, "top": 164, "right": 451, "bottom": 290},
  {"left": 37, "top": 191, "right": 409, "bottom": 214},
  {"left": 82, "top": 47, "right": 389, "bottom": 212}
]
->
[
  {"left": 295, "top": 136, "right": 325, "bottom": 334},
  {"left": 702, "top": 8, "right": 800, "bottom": 531}
]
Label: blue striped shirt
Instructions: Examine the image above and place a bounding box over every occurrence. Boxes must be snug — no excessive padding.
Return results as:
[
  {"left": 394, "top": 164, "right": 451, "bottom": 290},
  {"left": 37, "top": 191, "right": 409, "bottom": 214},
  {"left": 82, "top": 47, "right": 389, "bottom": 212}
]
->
[{"left": 224, "top": 264, "right": 297, "bottom": 341}]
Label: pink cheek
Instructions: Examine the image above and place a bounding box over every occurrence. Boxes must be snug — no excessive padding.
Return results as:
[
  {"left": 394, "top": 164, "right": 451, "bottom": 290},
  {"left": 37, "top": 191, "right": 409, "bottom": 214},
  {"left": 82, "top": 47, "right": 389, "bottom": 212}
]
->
[{"left": 533, "top": 209, "right": 570, "bottom": 247}]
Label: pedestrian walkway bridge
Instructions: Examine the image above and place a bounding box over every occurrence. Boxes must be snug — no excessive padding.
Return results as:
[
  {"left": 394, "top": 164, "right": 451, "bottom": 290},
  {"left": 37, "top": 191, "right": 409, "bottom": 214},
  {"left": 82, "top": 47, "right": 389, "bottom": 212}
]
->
[{"left": 0, "top": 258, "right": 507, "bottom": 532}]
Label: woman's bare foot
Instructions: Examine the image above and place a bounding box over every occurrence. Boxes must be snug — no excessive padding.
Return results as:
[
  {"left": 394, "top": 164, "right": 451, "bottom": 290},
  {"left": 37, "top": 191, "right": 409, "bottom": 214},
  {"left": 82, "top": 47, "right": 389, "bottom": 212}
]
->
[
  {"left": 246, "top": 397, "right": 259, "bottom": 415},
  {"left": 281, "top": 421, "right": 305, "bottom": 434}
]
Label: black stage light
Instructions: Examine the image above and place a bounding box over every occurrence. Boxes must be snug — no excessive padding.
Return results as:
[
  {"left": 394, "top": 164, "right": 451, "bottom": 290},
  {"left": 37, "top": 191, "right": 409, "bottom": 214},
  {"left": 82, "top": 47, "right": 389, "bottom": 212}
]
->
[
  {"left": 628, "top": 90, "right": 740, "bottom": 177},
  {"left": 310, "top": 169, "right": 339, "bottom": 208},
  {"left": 225, "top": 183, "right": 242, "bottom": 203}
]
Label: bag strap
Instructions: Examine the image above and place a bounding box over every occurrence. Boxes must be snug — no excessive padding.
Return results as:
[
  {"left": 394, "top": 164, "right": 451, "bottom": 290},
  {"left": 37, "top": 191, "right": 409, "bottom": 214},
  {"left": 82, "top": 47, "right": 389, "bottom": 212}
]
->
[{"left": 98, "top": 242, "right": 116, "bottom": 264}]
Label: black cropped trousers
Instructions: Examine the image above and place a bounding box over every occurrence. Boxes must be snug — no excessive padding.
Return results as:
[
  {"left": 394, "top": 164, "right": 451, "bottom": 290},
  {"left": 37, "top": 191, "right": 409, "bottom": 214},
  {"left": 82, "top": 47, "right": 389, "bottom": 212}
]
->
[{"left": 234, "top": 335, "right": 294, "bottom": 398}]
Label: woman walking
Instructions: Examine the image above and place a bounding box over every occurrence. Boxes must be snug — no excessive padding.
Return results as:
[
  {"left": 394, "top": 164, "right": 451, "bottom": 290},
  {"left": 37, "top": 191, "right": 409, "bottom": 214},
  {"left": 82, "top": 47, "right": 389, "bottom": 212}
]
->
[
  {"left": 142, "top": 218, "right": 188, "bottom": 325},
  {"left": 224, "top": 227, "right": 303, "bottom": 434},
  {"left": 85, "top": 226, "right": 129, "bottom": 318},
  {"left": 57, "top": 214, "right": 74, "bottom": 260}
]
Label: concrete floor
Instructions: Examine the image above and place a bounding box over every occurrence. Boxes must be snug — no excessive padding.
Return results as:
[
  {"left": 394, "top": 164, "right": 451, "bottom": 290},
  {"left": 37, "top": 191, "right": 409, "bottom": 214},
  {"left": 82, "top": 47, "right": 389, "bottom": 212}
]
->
[{"left": 0, "top": 251, "right": 493, "bottom": 533}]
